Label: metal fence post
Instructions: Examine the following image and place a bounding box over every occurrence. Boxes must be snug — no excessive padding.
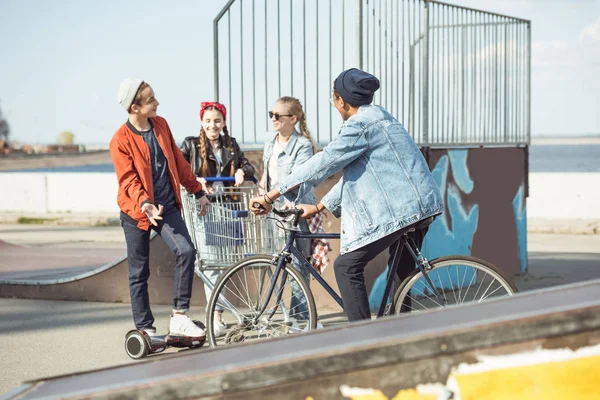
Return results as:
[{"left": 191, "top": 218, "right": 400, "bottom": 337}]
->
[
  {"left": 422, "top": 1, "right": 430, "bottom": 145},
  {"left": 357, "top": 0, "right": 363, "bottom": 69}
]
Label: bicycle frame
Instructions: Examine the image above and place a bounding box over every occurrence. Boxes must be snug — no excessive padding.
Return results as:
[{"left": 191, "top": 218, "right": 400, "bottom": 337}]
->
[{"left": 251, "top": 222, "right": 447, "bottom": 325}]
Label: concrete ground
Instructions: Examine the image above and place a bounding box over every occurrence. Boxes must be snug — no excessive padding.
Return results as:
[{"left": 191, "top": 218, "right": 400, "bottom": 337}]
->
[{"left": 1, "top": 223, "right": 599, "bottom": 395}]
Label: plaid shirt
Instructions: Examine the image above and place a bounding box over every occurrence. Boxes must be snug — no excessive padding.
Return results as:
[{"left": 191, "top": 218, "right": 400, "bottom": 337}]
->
[{"left": 307, "top": 213, "right": 332, "bottom": 274}]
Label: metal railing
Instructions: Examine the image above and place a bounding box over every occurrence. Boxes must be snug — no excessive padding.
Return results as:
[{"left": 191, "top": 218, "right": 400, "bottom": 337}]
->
[{"left": 214, "top": 0, "right": 530, "bottom": 147}]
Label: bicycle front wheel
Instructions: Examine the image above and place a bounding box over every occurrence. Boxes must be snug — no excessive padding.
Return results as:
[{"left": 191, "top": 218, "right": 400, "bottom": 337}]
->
[
  {"left": 393, "top": 255, "right": 518, "bottom": 314},
  {"left": 206, "top": 255, "right": 317, "bottom": 347}
]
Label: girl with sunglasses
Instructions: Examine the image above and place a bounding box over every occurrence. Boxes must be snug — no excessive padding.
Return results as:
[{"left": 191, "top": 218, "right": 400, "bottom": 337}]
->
[
  {"left": 259, "top": 96, "right": 326, "bottom": 325},
  {"left": 180, "top": 101, "right": 255, "bottom": 338}
]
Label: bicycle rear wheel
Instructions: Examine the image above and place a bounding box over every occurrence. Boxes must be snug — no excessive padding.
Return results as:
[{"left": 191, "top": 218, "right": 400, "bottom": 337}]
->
[
  {"left": 206, "top": 255, "right": 317, "bottom": 347},
  {"left": 393, "top": 255, "right": 517, "bottom": 314}
]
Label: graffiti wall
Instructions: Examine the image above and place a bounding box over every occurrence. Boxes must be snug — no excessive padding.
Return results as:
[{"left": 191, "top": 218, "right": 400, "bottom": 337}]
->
[{"left": 426, "top": 148, "right": 527, "bottom": 276}]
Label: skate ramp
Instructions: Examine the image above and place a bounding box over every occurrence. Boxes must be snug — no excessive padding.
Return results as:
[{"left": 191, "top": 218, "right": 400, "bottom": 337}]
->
[{"left": 0, "top": 237, "right": 208, "bottom": 305}]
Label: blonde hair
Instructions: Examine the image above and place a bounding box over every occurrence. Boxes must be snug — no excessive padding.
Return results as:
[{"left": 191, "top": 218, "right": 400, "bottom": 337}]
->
[{"left": 276, "top": 96, "right": 317, "bottom": 153}]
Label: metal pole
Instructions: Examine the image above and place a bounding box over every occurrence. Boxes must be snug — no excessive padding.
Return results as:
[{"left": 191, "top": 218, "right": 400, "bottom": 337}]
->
[
  {"left": 214, "top": 18, "right": 220, "bottom": 101},
  {"left": 252, "top": 0, "right": 256, "bottom": 142},
  {"left": 316, "top": 1, "right": 320, "bottom": 142},
  {"left": 402, "top": 0, "right": 406, "bottom": 123},
  {"left": 303, "top": 0, "right": 307, "bottom": 112},
  {"left": 329, "top": 0, "right": 332, "bottom": 139},
  {"left": 228, "top": 11, "right": 232, "bottom": 126},
  {"left": 527, "top": 21, "right": 531, "bottom": 144},
  {"left": 240, "top": 0, "right": 244, "bottom": 139},
  {"left": 357, "top": 0, "right": 363, "bottom": 69},
  {"left": 422, "top": 0, "right": 429, "bottom": 145},
  {"left": 277, "top": 0, "right": 281, "bottom": 97},
  {"left": 290, "top": 0, "right": 294, "bottom": 95},
  {"left": 503, "top": 21, "right": 508, "bottom": 142},
  {"left": 343, "top": 0, "right": 346, "bottom": 69},
  {"left": 378, "top": 0, "right": 382, "bottom": 105},
  {"left": 264, "top": 1, "right": 268, "bottom": 131}
]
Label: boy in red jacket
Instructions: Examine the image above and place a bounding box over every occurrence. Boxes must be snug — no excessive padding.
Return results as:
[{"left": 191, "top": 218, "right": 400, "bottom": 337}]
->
[{"left": 110, "top": 78, "right": 210, "bottom": 337}]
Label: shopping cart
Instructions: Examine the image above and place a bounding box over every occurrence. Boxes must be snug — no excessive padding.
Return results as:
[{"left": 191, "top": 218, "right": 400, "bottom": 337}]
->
[{"left": 180, "top": 177, "right": 286, "bottom": 317}]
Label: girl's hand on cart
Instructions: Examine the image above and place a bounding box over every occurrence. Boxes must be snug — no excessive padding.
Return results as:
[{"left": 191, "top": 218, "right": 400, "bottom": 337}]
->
[
  {"left": 141, "top": 203, "right": 164, "bottom": 226},
  {"left": 250, "top": 196, "right": 272, "bottom": 215},
  {"left": 234, "top": 169, "right": 245, "bottom": 187},
  {"left": 196, "top": 177, "right": 214, "bottom": 194},
  {"left": 197, "top": 195, "right": 211, "bottom": 217}
]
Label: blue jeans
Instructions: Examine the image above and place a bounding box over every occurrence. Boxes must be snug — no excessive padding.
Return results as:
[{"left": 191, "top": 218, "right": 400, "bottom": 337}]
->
[{"left": 121, "top": 209, "right": 196, "bottom": 330}]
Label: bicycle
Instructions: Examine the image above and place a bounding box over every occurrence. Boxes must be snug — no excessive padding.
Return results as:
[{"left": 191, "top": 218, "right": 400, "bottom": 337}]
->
[{"left": 206, "top": 207, "right": 518, "bottom": 347}]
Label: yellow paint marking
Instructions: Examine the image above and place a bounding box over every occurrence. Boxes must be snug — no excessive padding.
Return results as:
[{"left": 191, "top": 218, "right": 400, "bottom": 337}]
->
[
  {"left": 390, "top": 389, "right": 438, "bottom": 400},
  {"left": 451, "top": 354, "right": 600, "bottom": 400},
  {"left": 339, "top": 385, "right": 439, "bottom": 400}
]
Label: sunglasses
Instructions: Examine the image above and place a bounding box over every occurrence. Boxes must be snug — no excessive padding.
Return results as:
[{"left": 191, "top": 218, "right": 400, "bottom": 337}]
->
[{"left": 269, "top": 111, "right": 294, "bottom": 121}]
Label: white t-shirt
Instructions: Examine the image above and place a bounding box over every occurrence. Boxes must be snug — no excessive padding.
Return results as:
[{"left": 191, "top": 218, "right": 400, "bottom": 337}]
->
[{"left": 268, "top": 139, "right": 285, "bottom": 187}]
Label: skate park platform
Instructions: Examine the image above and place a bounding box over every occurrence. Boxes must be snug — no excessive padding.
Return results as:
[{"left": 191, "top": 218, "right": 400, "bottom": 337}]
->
[
  {"left": 0, "top": 235, "right": 210, "bottom": 306},
  {"left": 3, "top": 279, "right": 599, "bottom": 400}
]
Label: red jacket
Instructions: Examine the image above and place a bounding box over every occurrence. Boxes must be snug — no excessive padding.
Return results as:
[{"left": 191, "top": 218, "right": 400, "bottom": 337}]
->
[{"left": 109, "top": 116, "right": 203, "bottom": 230}]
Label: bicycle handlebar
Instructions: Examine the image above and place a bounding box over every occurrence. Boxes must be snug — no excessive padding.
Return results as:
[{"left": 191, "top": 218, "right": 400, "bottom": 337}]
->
[{"left": 252, "top": 203, "right": 302, "bottom": 227}]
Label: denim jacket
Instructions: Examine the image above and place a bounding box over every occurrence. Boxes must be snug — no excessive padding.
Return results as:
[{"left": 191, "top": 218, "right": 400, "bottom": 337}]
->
[
  {"left": 263, "top": 130, "right": 317, "bottom": 206},
  {"left": 277, "top": 105, "right": 444, "bottom": 254}
]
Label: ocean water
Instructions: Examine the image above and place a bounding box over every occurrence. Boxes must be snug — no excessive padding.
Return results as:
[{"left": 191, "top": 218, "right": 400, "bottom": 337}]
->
[{"left": 2, "top": 144, "right": 599, "bottom": 173}]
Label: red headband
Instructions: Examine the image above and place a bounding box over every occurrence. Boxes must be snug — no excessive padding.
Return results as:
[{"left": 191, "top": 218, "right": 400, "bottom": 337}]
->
[{"left": 200, "top": 102, "right": 227, "bottom": 121}]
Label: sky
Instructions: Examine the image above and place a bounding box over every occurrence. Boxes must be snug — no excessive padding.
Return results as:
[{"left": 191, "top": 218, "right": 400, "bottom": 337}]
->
[{"left": 0, "top": 0, "right": 599, "bottom": 146}]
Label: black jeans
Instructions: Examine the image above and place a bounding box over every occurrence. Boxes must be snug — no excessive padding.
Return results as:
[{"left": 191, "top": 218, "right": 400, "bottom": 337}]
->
[
  {"left": 334, "top": 227, "right": 426, "bottom": 322},
  {"left": 121, "top": 209, "right": 196, "bottom": 329}
]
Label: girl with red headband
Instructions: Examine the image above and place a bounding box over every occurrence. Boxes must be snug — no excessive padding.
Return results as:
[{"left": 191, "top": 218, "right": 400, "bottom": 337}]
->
[
  {"left": 180, "top": 101, "right": 255, "bottom": 338},
  {"left": 181, "top": 102, "right": 255, "bottom": 195}
]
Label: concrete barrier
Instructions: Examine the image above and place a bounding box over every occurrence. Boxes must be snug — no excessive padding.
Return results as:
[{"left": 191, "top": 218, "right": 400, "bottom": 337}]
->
[
  {"left": 527, "top": 172, "right": 600, "bottom": 220},
  {"left": 1, "top": 171, "right": 597, "bottom": 221},
  {"left": 0, "top": 173, "right": 119, "bottom": 214}
]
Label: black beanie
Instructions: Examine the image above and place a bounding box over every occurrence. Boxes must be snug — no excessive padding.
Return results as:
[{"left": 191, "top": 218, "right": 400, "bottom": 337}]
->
[{"left": 334, "top": 68, "right": 380, "bottom": 106}]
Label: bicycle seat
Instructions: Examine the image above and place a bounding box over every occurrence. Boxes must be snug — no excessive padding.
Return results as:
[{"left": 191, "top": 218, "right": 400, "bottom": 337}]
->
[{"left": 408, "top": 215, "right": 436, "bottom": 232}]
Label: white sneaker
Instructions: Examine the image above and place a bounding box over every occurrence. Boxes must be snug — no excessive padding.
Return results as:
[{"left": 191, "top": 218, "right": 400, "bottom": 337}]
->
[
  {"left": 213, "top": 319, "right": 227, "bottom": 338},
  {"left": 169, "top": 313, "right": 205, "bottom": 337}
]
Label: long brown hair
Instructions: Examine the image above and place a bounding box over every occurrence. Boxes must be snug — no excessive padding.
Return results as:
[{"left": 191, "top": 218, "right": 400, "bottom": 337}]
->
[
  {"left": 198, "top": 106, "right": 236, "bottom": 178},
  {"left": 276, "top": 96, "right": 317, "bottom": 153}
]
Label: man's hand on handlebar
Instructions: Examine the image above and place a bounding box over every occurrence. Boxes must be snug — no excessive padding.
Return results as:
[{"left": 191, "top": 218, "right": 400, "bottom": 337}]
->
[{"left": 296, "top": 204, "right": 320, "bottom": 219}]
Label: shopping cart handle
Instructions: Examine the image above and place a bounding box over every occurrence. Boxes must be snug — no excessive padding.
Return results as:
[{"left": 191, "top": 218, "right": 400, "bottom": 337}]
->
[{"left": 204, "top": 176, "right": 258, "bottom": 183}]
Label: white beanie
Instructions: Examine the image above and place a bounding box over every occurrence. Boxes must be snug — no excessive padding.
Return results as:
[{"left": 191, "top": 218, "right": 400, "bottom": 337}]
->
[{"left": 117, "top": 78, "right": 144, "bottom": 111}]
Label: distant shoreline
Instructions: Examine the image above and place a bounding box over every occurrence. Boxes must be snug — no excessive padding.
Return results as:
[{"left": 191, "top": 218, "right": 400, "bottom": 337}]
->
[
  {"left": 1, "top": 140, "right": 598, "bottom": 172},
  {"left": 531, "top": 136, "right": 600, "bottom": 145}
]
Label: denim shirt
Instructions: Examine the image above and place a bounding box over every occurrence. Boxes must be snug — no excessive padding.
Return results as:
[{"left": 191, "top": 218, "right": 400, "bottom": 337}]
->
[
  {"left": 277, "top": 105, "right": 444, "bottom": 254},
  {"left": 263, "top": 130, "right": 317, "bottom": 206}
]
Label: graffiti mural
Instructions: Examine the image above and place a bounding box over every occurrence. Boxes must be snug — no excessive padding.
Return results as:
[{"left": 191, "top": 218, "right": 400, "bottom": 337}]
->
[{"left": 369, "top": 147, "right": 527, "bottom": 310}]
